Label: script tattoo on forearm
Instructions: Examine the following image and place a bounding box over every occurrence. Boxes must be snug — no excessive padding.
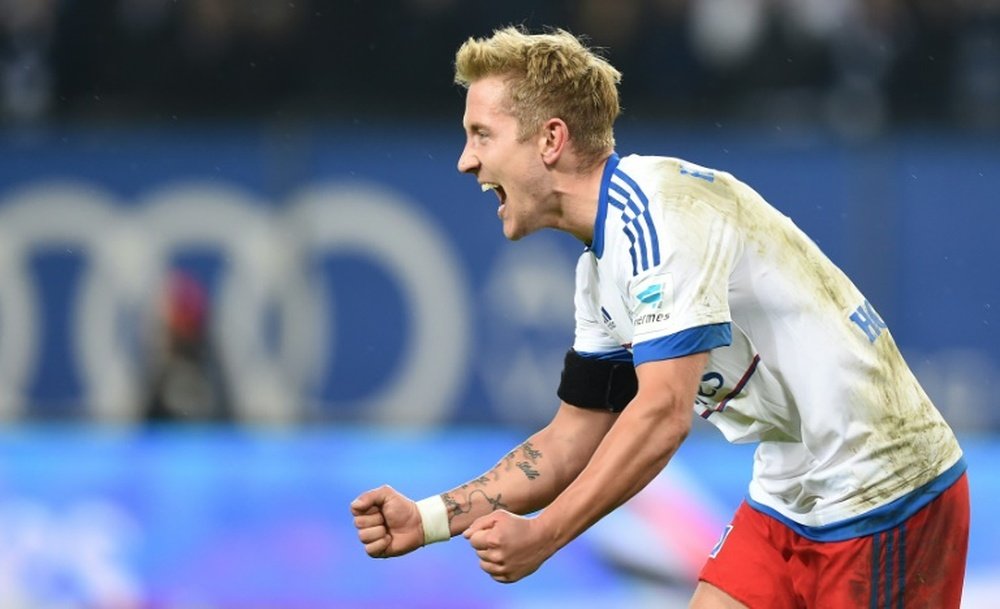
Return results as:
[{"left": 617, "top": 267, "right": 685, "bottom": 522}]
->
[
  {"left": 441, "top": 442, "right": 544, "bottom": 524},
  {"left": 495, "top": 441, "right": 544, "bottom": 480},
  {"left": 458, "top": 475, "right": 491, "bottom": 491},
  {"left": 516, "top": 462, "right": 540, "bottom": 480},
  {"left": 515, "top": 441, "right": 543, "bottom": 480}
]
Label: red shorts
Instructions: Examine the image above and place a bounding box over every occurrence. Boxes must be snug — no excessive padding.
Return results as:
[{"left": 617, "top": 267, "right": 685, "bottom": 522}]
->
[{"left": 698, "top": 473, "right": 969, "bottom": 609}]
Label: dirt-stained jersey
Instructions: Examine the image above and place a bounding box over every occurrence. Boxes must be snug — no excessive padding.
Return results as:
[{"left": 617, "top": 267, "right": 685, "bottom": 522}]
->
[{"left": 573, "top": 153, "right": 964, "bottom": 539}]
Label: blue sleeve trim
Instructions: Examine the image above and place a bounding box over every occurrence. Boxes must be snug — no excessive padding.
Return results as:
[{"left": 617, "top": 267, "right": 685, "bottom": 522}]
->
[
  {"left": 576, "top": 347, "right": 633, "bottom": 363},
  {"left": 632, "top": 322, "right": 731, "bottom": 366},
  {"left": 746, "top": 456, "right": 967, "bottom": 542}
]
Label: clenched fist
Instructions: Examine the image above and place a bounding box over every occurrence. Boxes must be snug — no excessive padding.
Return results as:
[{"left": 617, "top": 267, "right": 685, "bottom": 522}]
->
[
  {"left": 463, "top": 510, "right": 554, "bottom": 583},
  {"left": 350, "top": 485, "right": 425, "bottom": 558}
]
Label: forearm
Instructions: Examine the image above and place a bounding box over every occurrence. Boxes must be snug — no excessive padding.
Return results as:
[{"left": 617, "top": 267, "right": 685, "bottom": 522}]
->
[
  {"left": 537, "top": 398, "right": 690, "bottom": 549},
  {"left": 424, "top": 403, "right": 616, "bottom": 538},
  {"left": 439, "top": 432, "right": 580, "bottom": 536}
]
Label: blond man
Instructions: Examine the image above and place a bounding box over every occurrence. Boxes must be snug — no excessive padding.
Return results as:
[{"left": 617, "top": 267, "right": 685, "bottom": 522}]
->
[{"left": 352, "top": 27, "right": 968, "bottom": 609}]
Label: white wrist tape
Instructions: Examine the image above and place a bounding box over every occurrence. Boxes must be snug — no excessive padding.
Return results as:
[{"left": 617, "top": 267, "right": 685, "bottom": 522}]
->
[{"left": 415, "top": 495, "right": 450, "bottom": 545}]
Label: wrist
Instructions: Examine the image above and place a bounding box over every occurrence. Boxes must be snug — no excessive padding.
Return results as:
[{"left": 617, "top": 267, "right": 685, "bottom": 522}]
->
[
  {"left": 534, "top": 505, "right": 570, "bottom": 550},
  {"left": 415, "top": 495, "right": 450, "bottom": 545}
]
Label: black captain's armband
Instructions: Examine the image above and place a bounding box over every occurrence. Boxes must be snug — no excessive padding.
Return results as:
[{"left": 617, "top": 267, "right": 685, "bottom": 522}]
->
[{"left": 557, "top": 349, "right": 638, "bottom": 412}]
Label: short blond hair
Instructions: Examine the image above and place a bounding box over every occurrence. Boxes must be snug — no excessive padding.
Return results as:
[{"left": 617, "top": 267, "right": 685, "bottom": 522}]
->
[{"left": 454, "top": 26, "right": 622, "bottom": 169}]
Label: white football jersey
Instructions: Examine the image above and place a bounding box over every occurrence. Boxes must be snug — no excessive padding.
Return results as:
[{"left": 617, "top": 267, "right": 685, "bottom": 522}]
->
[{"left": 573, "top": 153, "right": 964, "bottom": 538}]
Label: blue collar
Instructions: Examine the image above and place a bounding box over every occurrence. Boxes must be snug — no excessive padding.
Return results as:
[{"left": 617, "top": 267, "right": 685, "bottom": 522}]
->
[{"left": 590, "top": 152, "right": 620, "bottom": 259}]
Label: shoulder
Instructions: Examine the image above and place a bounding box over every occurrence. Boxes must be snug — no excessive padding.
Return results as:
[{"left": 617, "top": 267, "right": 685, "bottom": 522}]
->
[
  {"left": 615, "top": 154, "right": 713, "bottom": 180},
  {"left": 615, "top": 155, "right": 734, "bottom": 201}
]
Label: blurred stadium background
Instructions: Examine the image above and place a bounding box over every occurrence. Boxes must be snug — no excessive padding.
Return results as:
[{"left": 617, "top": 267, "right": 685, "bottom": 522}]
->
[{"left": 1, "top": 1, "right": 998, "bottom": 607}]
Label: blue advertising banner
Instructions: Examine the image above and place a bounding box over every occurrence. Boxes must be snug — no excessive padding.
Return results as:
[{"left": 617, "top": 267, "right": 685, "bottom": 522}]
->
[
  {"left": 0, "top": 125, "right": 997, "bottom": 428},
  {"left": 0, "top": 427, "right": 996, "bottom": 608}
]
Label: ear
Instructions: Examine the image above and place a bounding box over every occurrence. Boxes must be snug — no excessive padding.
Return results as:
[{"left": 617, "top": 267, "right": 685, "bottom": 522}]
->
[{"left": 538, "top": 118, "right": 569, "bottom": 166}]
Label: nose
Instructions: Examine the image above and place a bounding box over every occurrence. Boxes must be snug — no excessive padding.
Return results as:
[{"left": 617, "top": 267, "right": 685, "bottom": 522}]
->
[{"left": 457, "top": 142, "right": 478, "bottom": 174}]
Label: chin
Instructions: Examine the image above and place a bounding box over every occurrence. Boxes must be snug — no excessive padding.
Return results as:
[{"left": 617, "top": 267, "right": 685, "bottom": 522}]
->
[
  {"left": 502, "top": 219, "right": 527, "bottom": 241},
  {"left": 503, "top": 224, "right": 536, "bottom": 242}
]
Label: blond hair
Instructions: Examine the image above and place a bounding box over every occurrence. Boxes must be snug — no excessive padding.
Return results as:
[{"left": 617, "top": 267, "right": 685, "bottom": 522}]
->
[{"left": 454, "top": 26, "right": 622, "bottom": 169}]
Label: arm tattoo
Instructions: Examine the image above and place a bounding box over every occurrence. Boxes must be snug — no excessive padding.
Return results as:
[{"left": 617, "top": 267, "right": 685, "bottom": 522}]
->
[
  {"left": 444, "top": 440, "right": 545, "bottom": 523},
  {"left": 493, "top": 441, "right": 545, "bottom": 481},
  {"left": 521, "top": 442, "right": 542, "bottom": 462},
  {"left": 516, "top": 461, "right": 540, "bottom": 480},
  {"left": 514, "top": 441, "right": 543, "bottom": 479},
  {"left": 442, "top": 490, "right": 508, "bottom": 523},
  {"left": 459, "top": 475, "right": 491, "bottom": 491},
  {"left": 480, "top": 490, "right": 508, "bottom": 510},
  {"left": 441, "top": 492, "right": 466, "bottom": 519},
  {"left": 498, "top": 448, "right": 518, "bottom": 475}
]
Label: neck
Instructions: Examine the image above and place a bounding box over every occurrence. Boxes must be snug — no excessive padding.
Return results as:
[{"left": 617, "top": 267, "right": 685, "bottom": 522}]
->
[{"left": 551, "top": 154, "right": 612, "bottom": 244}]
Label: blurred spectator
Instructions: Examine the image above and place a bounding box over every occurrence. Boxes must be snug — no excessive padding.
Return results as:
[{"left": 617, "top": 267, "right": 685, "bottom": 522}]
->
[
  {"left": 952, "top": 0, "right": 1000, "bottom": 129},
  {"left": 3, "top": 0, "right": 992, "bottom": 130},
  {"left": 0, "top": 0, "right": 57, "bottom": 123},
  {"left": 143, "top": 270, "right": 232, "bottom": 423}
]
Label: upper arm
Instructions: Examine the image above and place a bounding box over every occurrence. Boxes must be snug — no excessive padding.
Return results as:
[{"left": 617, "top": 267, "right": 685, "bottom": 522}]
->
[
  {"left": 537, "top": 401, "right": 619, "bottom": 476},
  {"left": 634, "top": 351, "right": 710, "bottom": 427}
]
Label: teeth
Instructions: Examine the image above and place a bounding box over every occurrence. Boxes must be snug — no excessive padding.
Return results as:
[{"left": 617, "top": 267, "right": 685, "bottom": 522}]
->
[{"left": 481, "top": 182, "right": 499, "bottom": 193}]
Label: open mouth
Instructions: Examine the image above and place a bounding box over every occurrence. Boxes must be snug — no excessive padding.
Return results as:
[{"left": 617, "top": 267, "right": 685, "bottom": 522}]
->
[
  {"left": 481, "top": 182, "right": 506, "bottom": 202},
  {"left": 481, "top": 182, "right": 506, "bottom": 216}
]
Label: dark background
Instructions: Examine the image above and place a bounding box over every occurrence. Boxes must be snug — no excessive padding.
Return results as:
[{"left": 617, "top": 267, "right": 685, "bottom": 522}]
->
[{"left": 4, "top": 0, "right": 998, "bottom": 134}]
